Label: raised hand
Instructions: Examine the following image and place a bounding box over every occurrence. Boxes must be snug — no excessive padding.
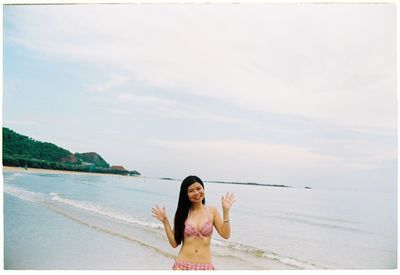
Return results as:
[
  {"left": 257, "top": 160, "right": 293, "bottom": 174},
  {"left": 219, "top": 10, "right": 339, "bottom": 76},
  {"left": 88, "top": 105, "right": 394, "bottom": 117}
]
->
[
  {"left": 222, "top": 192, "right": 236, "bottom": 211},
  {"left": 151, "top": 205, "right": 168, "bottom": 223}
]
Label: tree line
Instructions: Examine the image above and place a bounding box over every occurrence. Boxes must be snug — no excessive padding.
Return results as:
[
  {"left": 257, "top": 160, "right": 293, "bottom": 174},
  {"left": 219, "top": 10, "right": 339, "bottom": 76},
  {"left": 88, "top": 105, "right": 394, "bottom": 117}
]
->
[{"left": 2, "top": 127, "right": 140, "bottom": 176}]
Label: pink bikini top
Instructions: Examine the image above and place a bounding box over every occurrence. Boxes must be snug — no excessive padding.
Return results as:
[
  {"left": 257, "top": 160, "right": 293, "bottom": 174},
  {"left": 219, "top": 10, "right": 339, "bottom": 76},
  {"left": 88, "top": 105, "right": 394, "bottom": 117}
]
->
[{"left": 184, "top": 206, "right": 213, "bottom": 238}]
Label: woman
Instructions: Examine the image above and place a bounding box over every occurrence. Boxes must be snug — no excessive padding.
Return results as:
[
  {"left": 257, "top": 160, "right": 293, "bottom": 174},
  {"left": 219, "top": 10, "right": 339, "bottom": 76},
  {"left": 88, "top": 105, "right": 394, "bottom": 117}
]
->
[{"left": 152, "top": 175, "right": 235, "bottom": 270}]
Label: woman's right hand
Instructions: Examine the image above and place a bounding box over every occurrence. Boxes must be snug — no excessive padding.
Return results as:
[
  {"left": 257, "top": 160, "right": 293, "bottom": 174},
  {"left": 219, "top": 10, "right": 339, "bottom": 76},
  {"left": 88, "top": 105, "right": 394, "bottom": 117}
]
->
[{"left": 152, "top": 205, "right": 168, "bottom": 223}]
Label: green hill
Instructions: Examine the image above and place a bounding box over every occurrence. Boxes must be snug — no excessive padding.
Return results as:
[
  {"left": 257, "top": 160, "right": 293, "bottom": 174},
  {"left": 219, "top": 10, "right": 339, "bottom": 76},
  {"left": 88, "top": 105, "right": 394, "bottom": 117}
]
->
[
  {"left": 2, "top": 127, "right": 140, "bottom": 176},
  {"left": 3, "top": 127, "right": 79, "bottom": 165}
]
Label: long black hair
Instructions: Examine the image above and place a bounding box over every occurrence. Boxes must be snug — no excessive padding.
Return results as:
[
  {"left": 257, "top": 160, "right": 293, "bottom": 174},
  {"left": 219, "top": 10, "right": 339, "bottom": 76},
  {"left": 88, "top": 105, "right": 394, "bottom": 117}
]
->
[{"left": 173, "top": 175, "right": 205, "bottom": 246}]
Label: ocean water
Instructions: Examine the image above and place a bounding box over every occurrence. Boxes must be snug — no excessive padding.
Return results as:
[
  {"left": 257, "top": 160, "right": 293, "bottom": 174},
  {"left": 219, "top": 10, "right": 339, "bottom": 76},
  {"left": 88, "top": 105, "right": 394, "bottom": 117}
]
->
[{"left": 3, "top": 171, "right": 397, "bottom": 269}]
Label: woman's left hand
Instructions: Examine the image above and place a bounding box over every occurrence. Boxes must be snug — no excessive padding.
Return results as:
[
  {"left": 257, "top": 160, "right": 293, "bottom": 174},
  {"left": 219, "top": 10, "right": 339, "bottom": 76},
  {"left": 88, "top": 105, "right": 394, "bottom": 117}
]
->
[{"left": 222, "top": 192, "right": 236, "bottom": 211}]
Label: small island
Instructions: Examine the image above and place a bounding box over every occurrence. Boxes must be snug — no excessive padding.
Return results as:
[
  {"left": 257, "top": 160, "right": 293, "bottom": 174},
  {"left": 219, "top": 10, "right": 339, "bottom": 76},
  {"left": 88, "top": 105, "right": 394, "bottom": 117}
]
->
[
  {"left": 205, "top": 180, "right": 291, "bottom": 188},
  {"left": 2, "top": 127, "right": 140, "bottom": 176}
]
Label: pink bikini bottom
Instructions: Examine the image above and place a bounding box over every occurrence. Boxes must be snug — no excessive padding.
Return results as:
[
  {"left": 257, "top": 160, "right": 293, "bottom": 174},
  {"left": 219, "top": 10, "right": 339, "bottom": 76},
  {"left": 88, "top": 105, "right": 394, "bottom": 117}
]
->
[{"left": 172, "top": 259, "right": 215, "bottom": 270}]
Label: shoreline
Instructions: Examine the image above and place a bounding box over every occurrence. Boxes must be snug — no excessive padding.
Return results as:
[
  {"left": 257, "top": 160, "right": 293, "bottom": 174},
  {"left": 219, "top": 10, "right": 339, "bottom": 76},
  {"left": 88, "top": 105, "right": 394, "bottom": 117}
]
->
[{"left": 2, "top": 166, "right": 142, "bottom": 178}]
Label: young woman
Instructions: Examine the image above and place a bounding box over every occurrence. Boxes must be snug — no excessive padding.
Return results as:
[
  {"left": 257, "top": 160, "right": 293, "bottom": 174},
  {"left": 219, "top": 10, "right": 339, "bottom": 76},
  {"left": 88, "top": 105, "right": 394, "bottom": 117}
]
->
[{"left": 152, "top": 175, "right": 235, "bottom": 270}]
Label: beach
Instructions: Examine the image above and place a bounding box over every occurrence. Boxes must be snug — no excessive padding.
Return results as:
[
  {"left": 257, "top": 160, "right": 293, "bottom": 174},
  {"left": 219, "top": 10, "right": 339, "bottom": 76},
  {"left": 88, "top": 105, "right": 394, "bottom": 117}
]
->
[
  {"left": 3, "top": 169, "right": 397, "bottom": 269},
  {"left": 2, "top": 166, "right": 138, "bottom": 178}
]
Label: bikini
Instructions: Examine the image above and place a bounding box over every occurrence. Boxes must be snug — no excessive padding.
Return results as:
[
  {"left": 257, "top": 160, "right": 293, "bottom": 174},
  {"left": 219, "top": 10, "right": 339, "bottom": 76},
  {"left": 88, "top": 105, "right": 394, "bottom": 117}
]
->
[
  {"left": 184, "top": 206, "right": 213, "bottom": 238},
  {"left": 172, "top": 205, "right": 215, "bottom": 270}
]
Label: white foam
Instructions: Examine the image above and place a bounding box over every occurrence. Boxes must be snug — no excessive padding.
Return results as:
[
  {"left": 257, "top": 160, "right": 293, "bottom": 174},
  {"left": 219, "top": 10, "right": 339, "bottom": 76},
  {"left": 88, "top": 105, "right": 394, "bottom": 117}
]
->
[
  {"left": 4, "top": 184, "right": 46, "bottom": 203},
  {"left": 211, "top": 238, "right": 321, "bottom": 269},
  {"left": 4, "top": 172, "right": 23, "bottom": 181},
  {"left": 50, "top": 193, "right": 163, "bottom": 230}
]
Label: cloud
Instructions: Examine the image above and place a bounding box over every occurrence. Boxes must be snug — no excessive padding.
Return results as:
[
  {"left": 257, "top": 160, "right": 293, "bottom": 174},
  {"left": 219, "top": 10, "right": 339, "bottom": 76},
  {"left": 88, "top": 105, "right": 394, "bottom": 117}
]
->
[
  {"left": 5, "top": 4, "right": 396, "bottom": 132},
  {"left": 117, "top": 93, "right": 177, "bottom": 108},
  {"left": 148, "top": 138, "right": 392, "bottom": 172},
  {"left": 3, "top": 119, "right": 37, "bottom": 126},
  {"left": 116, "top": 92, "right": 253, "bottom": 125},
  {"left": 88, "top": 74, "right": 131, "bottom": 93},
  {"left": 109, "top": 108, "right": 131, "bottom": 115}
]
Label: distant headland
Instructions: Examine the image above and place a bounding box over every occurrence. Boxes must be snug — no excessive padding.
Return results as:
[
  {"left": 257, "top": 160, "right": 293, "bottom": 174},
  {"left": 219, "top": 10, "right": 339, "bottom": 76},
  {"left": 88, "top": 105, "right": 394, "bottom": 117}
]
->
[
  {"left": 158, "top": 177, "right": 292, "bottom": 188},
  {"left": 2, "top": 127, "right": 140, "bottom": 176}
]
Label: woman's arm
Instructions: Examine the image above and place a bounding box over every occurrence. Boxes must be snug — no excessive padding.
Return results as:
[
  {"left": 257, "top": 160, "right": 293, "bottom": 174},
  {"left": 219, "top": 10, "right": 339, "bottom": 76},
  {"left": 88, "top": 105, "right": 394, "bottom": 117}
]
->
[
  {"left": 161, "top": 217, "right": 178, "bottom": 248},
  {"left": 152, "top": 205, "right": 178, "bottom": 248},
  {"left": 212, "top": 192, "right": 235, "bottom": 239}
]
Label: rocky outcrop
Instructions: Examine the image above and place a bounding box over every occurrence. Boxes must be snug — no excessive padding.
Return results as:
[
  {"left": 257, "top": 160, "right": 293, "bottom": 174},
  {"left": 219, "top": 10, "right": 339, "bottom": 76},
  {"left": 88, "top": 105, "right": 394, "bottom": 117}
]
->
[
  {"left": 111, "top": 165, "right": 127, "bottom": 172},
  {"left": 75, "top": 152, "right": 110, "bottom": 168},
  {"left": 59, "top": 153, "right": 79, "bottom": 164}
]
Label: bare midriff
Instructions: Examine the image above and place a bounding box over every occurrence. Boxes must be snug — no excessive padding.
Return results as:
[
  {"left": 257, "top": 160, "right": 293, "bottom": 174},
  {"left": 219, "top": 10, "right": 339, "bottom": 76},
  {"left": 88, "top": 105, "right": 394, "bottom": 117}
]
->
[{"left": 176, "top": 235, "right": 212, "bottom": 264}]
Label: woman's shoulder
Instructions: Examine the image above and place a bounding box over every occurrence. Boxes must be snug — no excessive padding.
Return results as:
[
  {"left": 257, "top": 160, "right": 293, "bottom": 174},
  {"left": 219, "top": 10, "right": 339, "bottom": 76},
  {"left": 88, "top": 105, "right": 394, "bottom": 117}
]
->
[
  {"left": 204, "top": 205, "right": 216, "bottom": 222},
  {"left": 205, "top": 205, "right": 217, "bottom": 214}
]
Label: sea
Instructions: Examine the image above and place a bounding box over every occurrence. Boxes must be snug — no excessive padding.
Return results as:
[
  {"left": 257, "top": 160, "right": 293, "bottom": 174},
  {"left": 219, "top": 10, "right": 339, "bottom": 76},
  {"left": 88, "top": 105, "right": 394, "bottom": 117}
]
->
[{"left": 3, "top": 170, "right": 397, "bottom": 270}]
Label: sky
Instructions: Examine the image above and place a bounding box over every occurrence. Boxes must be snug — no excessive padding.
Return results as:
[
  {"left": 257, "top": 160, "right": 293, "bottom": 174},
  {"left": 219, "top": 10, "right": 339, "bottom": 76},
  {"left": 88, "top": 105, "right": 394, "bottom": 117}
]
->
[{"left": 2, "top": 3, "right": 397, "bottom": 191}]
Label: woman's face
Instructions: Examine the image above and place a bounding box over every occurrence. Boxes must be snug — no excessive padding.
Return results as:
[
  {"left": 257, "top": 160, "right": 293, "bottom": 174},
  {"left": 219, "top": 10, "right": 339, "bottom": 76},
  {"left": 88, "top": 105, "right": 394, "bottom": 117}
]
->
[{"left": 187, "top": 182, "right": 204, "bottom": 203}]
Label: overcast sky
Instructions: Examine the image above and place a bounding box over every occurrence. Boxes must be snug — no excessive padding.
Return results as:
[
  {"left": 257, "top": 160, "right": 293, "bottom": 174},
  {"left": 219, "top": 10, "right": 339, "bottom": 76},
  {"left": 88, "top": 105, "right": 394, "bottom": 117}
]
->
[{"left": 3, "top": 3, "right": 397, "bottom": 191}]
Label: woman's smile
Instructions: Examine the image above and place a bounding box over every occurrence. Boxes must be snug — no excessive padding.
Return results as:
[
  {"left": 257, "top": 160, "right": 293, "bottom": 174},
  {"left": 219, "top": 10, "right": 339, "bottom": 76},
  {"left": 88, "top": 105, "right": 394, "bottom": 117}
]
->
[{"left": 187, "top": 182, "right": 205, "bottom": 202}]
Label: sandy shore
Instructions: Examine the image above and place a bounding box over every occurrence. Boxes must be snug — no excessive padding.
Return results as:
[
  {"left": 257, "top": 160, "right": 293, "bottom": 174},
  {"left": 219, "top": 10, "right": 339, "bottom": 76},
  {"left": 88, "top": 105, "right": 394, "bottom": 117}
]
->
[{"left": 2, "top": 166, "right": 139, "bottom": 178}]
